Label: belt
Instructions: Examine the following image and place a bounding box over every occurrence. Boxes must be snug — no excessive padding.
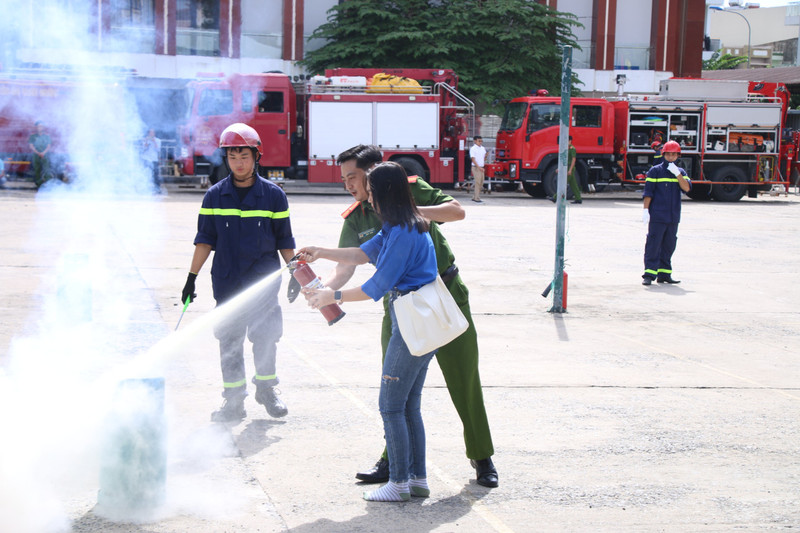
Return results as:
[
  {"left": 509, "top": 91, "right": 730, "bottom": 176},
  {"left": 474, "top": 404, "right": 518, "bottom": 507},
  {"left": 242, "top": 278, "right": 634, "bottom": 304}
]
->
[{"left": 441, "top": 264, "right": 459, "bottom": 283}]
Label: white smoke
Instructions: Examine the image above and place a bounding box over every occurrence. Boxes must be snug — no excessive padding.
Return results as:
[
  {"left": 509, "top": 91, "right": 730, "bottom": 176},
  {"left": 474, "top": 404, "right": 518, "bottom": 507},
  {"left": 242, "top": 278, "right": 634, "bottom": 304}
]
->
[{"left": 0, "top": 3, "right": 276, "bottom": 531}]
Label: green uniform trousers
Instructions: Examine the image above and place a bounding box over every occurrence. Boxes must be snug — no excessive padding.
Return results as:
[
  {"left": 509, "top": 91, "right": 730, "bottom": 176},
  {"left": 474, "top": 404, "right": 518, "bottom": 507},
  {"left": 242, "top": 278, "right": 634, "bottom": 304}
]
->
[
  {"left": 32, "top": 155, "right": 50, "bottom": 188},
  {"left": 380, "top": 273, "right": 494, "bottom": 461},
  {"left": 567, "top": 170, "right": 582, "bottom": 201}
]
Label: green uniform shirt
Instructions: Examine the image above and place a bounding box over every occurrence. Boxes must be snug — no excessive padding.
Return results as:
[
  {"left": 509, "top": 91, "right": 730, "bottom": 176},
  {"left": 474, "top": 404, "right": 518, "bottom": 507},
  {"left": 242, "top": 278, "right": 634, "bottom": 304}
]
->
[
  {"left": 568, "top": 144, "right": 576, "bottom": 178},
  {"left": 29, "top": 133, "right": 51, "bottom": 153},
  {"left": 338, "top": 177, "right": 456, "bottom": 275}
]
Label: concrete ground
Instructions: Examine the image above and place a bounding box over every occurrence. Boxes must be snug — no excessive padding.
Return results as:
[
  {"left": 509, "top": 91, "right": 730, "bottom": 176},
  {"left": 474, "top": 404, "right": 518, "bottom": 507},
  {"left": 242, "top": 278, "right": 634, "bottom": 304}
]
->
[{"left": 0, "top": 182, "right": 799, "bottom": 532}]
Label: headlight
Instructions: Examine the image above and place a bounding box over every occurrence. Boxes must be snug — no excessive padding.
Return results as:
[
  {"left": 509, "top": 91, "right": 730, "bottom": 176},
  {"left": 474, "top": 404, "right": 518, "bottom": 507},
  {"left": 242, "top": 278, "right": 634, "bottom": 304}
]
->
[{"left": 509, "top": 163, "right": 517, "bottom": 179}]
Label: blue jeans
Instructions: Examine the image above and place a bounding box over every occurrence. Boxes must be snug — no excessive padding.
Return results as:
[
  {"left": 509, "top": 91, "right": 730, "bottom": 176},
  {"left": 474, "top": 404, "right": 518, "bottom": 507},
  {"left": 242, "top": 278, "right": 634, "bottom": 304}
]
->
[{"left": 381, "top": 300, "right": 436, "bottom": 483}]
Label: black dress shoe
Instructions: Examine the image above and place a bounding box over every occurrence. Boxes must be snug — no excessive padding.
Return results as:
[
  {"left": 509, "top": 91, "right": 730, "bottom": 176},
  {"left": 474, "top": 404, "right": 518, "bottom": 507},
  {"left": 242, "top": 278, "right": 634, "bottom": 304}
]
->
[
  {"left": 470, "top": 458, "right": 499, "bottom": 488},
  {"left": 657, "top": 276, "right": 680, "bottom": 284},
  {"left": 355, "top": 457, "right": 390, "bottom": 483}
]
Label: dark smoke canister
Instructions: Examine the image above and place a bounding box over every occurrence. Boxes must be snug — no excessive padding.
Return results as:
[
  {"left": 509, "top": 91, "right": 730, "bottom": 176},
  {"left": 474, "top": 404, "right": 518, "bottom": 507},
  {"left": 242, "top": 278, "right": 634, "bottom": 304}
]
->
[
  {"left": 97, "top": 378, "right": 166, "bottom": 519},
  {"left": 292, "top": 261, "right": 346, "bottom": 325}
]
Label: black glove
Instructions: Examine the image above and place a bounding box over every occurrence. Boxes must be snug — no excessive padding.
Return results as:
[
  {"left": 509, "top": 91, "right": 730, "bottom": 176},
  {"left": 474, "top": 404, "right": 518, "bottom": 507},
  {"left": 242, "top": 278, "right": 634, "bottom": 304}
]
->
[
  {"left": 181, "top": 272, "right": 198, "bottom": 305},
  {"left": 287, "top": 272, "right": 301, "bottom": 303}
]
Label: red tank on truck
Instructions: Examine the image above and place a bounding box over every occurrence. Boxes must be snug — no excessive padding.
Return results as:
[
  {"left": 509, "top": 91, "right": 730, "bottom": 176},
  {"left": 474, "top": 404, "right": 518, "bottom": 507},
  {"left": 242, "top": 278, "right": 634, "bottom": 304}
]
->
[
  {"left": 486, "top": 79, "right": 799, "bottom": 202},
  {"left": 177, "top": 68, "right": 476, "bottom": 187}
]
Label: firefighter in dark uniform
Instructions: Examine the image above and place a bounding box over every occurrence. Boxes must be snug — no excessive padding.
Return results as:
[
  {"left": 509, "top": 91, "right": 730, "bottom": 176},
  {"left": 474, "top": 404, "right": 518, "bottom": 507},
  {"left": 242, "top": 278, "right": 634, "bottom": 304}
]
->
[
  {"left": 310, "top": 145, "right": 498, "bottom": 488},
  {"left": 181, "top": 123, "right": 297, "bottom": 421},
  {"left": 642, "top": 140, "right": 691, "bottom": 286}
]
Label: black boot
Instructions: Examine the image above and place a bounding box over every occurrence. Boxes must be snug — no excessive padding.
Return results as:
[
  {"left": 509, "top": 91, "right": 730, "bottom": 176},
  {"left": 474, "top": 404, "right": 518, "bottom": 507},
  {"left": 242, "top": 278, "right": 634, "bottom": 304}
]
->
[
  {"left": 471, "top": 457, "right": 499, "bottom": 488},
  {"left": 211, "top": 395, "right": 246, "bottom": 422},
  {"left": 255, "top": 386, "right": 288, "bottom": 418},
  {"left": 657, "top": 275, "right": 680, "bottom": 284},
  {"left": 355, "top": 457, "right": 390, "bottom": 483}
]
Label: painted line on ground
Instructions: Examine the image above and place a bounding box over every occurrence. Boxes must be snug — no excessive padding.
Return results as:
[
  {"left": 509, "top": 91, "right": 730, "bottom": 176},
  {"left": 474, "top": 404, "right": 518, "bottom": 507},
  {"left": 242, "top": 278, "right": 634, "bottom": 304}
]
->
[{"left": 284, "top": 338, "right": 514, "bottom": 533}]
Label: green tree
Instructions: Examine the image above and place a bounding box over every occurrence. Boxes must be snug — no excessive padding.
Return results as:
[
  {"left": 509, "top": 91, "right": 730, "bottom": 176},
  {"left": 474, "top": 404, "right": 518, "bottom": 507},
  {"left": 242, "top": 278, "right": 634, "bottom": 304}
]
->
[
  {"left": 301, "top": 0, "right": 581, "bottom": 111},
  {"left": 702, "top": 51, "right": 748, "bottom": 71}
]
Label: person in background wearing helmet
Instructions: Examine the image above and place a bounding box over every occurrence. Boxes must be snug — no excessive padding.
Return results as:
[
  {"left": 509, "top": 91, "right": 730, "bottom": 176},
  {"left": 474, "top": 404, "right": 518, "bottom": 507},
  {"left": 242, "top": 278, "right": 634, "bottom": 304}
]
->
[
  {"left": 641, "top": 140, "right": 691, "bottom": 286},
  {"left": 181, "top": 123, "right": 298, "bottom": 422},
  {"left": 310, "top": 144, "right": 498, "bottom": 489}
]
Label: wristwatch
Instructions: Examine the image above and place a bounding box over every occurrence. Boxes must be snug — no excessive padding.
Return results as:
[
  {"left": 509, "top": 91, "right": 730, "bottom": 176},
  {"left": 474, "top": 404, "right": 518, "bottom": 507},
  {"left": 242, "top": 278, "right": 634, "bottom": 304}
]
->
[{"left": 334, "top": 290, "right": 343, "bottom": 304}]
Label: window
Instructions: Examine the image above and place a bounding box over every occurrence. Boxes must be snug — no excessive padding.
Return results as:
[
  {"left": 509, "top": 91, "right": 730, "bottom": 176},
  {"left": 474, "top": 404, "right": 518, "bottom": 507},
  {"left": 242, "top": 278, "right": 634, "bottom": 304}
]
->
[
  {"left": 527, "top": 104, "right": 561, "bottom": 132},
  {"left": 198, "top": 89, "right": 233, "bottom": 116},
  {"left": 176, "top": 0, "right": 220, "bottom": 56},
  {"left": 573, "top": 106, "right": 602, "bottom": 128},
  {"left": 242, "top": 91, "right": 253, "bottom": 113},
  {"left": 499, "top": 102, "right": 528, "bottom": 132},
  {"left": 258, "top": 91, "right": 284, "bottom": 113},
  {"left": 107, "top": 0, "right": 156, "bottom": 53},
  {"left": 112, "top": 0, "right": 155, "bottom": 26}
]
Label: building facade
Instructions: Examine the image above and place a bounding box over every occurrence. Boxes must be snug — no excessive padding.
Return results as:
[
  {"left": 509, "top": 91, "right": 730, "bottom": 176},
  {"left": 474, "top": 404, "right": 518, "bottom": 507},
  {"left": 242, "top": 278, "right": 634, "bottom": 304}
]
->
[
  {"left": 3, "top": 0, "right": 703, "bottom": 94},
  {"left": 538, "top": 0, "right": 706, "bottom": 96},
  {"left": 3, "top": 0, "right": 338, "bottom": 79}
]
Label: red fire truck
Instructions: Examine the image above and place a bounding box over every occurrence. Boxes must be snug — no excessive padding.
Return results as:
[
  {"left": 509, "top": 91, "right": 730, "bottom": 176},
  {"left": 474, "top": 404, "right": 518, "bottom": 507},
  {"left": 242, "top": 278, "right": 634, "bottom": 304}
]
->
[
  {"left": 178, "top": 68, "right": 474, "bottom": 186},
  {"left": 0, "top": 73, "right": 135, "bottom": 182},
  {"left": 0, "top": 77, "right": 75, "bottom": 178},
  {"left": 486, "top": 79, "right": 794, "bottom": 202}
]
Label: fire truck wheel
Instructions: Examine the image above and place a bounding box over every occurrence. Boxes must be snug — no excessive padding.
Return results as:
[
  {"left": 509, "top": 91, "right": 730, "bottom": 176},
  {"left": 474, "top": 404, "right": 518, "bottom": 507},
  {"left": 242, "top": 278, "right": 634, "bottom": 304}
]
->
[
  {"left": 542, "top": 165, "right": 574, "bottom": 199},
  {"left": 394, "top": 157, "right": 427, "bottom": 182},
  {"left": 522, "top": 181, "right": 545, "bottom": 198},
  {"left": 686, "top": 183, "right": 712, "bottom": 201},
  {"left": 711, "top": 165, "right": 747, "bottom": 202}
]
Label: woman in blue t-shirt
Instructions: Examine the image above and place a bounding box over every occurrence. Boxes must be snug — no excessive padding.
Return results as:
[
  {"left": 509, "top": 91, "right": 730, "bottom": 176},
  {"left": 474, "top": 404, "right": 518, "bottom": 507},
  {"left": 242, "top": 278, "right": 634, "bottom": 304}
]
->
[{"left": 299, "top": 161, "right": 438, "bottom": 502}]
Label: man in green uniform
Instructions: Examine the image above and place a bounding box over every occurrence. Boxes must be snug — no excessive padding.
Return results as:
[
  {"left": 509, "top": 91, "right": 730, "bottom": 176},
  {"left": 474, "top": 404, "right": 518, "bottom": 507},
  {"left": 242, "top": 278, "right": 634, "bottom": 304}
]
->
[
  {"left": 320, "top": 145, "right": 498, "bottom": 488},
  {"left": 566, "top": 136, "right": 582, "bottom": 204},
  {"left": 28, "top": 121, "right": 52, "bottom": 188}
]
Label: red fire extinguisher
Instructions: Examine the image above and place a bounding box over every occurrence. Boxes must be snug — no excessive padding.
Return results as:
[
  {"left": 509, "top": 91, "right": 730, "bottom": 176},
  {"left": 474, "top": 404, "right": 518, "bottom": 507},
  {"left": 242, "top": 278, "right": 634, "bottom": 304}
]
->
[{"left": 291, "top": 261, "right": 346, "bottom": 325}]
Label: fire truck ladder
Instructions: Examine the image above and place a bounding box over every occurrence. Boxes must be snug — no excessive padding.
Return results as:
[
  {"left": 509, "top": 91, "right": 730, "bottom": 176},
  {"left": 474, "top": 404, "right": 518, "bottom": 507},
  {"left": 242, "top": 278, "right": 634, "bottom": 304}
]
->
[
  {"left": 434, "top": 82, "right": 476, "bottom": 138},
  {"left": 434, "top": 82, "right": 477, "bottom": 189}
]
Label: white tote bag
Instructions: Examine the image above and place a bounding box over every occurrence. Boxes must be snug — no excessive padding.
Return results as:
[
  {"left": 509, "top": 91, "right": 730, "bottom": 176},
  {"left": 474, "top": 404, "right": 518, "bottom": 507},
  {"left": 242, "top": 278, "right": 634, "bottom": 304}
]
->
[{"left": 393, "top": 275, "right": 469, "bottom": 356}]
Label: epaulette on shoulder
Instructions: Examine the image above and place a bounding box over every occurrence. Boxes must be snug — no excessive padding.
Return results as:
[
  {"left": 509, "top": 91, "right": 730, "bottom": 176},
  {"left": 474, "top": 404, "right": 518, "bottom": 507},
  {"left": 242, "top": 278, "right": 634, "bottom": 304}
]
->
[
  {"left": 407, "top": 175, "right": 419, "bottom": 184},
  {"left": 341, "top": 201, "right": 361, "bottom": 219}
]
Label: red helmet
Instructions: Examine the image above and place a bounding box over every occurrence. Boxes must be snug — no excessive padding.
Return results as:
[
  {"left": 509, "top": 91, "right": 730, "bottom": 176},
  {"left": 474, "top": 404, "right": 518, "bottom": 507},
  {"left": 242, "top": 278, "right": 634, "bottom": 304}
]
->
[
  {"left": 661, "top": 140, "right": 681, "bottom": 154},
  {"left": 219, "top": 123, "right": 262, "bottom": 156}
]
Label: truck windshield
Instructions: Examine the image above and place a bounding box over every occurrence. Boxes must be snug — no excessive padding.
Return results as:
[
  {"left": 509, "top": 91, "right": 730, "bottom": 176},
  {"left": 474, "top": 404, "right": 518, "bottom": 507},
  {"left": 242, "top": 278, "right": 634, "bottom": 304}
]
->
[
  {"left": 184, "top": 87, "right": 196, "bottom": 121},
  {"left": 499, "top": 102, "right": 528, "bottom": 131},
  {"left": 198, "top": 89, "right": 233, "bottom": 117},
  {"left": 527, "top": 104, "right": 561, "bottom": 132}
]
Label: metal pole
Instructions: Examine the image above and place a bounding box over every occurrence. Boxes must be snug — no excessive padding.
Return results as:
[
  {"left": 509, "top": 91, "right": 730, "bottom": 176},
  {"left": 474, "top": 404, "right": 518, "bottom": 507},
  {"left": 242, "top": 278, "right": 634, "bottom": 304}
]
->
[
  {"left": 550, "top": 45, "right": 572, "bottom": 314},
  {"left": 710, "top": 7, "right": 751, "bottom": 68}
]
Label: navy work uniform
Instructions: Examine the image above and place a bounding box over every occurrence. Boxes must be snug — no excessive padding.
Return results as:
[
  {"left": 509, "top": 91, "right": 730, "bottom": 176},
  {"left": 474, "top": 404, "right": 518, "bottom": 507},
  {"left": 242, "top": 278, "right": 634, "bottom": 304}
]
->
[
  {"left": 194, "top": 174, "right": 295, "bottom": 399},
  {"left": 642, "top": 160, "right": 691, "bottom": 282}
]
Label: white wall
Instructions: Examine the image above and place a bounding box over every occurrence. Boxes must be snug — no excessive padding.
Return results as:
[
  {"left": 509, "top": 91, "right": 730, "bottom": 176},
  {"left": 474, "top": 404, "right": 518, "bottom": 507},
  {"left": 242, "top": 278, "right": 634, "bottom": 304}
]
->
[{"left": 708, "top": 6, "right": 798, "bottom": 48}]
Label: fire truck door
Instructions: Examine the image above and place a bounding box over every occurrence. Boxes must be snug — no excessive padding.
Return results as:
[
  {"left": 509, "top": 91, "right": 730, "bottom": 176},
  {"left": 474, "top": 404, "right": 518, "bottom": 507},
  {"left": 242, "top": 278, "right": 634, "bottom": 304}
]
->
[
  {"left": 571, "top": 104, "right": 611, "bottom": 153},
  {"left": 252, "top": 89, "right": 291, "bottom": 168}
]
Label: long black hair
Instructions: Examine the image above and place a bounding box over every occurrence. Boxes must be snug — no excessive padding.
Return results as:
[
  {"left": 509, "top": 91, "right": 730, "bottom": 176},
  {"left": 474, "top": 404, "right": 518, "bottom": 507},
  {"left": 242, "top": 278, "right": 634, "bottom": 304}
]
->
[{"left": 367, "top": 162, "right": 429, "bottom": 234}]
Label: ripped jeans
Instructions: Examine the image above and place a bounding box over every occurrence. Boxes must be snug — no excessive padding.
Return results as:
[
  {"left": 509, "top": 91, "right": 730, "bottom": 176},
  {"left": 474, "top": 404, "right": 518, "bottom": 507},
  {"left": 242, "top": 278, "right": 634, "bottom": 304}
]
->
[{"left": 380, "top": 300, "right": 436, "bottom": 483}]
